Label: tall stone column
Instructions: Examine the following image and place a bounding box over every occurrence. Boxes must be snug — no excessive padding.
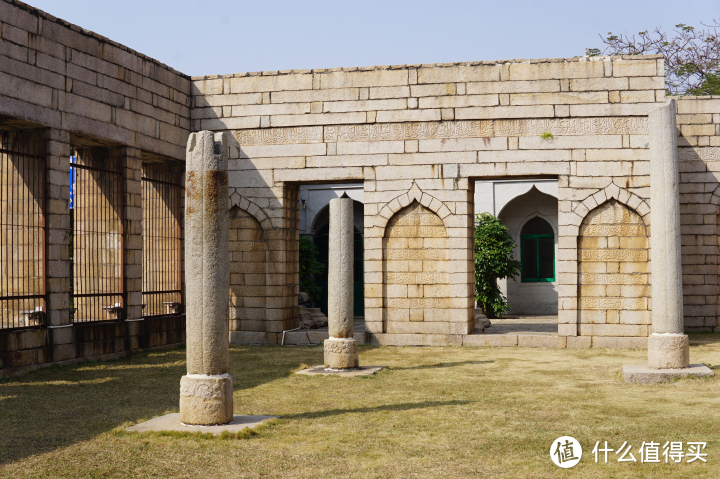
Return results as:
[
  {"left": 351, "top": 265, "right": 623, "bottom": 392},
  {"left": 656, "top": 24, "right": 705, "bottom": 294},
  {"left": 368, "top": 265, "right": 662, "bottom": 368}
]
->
[
  {"left": 648, "top": 100, "right": 688, "bottom": 369},
  {"left": 43, "top": 128, "right": 75, "bottom": 361},
  {"left": 324, "top": 194, "right": 358, "bottom": 369},
  {"left": 180, "top": 131, "right": 233, "bottom": 425}
]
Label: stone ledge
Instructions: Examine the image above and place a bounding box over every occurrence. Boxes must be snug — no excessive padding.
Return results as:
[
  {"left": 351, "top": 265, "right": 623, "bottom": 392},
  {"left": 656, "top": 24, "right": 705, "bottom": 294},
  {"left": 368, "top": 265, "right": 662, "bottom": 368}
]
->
[
  {"left": 126, "top": 413, "right": 278, "bottom": 436},
  {"left": 622, "top": 364, "right": 714, "bottom": 384},
  {"left": 295, "top": 365, "right": 385, "bottom": 377}
]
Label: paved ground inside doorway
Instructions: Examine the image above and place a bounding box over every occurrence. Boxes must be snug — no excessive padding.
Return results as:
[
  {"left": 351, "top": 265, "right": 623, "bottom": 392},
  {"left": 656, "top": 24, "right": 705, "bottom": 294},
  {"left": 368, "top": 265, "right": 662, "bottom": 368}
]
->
[
  {"left": 282, "top": 317, "right": 366, "bottom": 346},
  {"left": 484, "top": 315, "right": 558, "bottom": 335},
  {"left": 284, "top": 315, "right": 560, "bottom": 346}
]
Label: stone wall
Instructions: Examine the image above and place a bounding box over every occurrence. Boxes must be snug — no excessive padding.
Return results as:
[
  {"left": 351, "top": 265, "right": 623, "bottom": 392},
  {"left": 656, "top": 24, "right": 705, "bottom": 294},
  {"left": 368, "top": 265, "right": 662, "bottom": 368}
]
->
[
  {"left": 228, "top": 207, "right": 267, "bottom": 333},
  {"left": 0, "top": 0, "right": 190, "bottom": 375},
  {"left": 192, "top": 55, "right": 666, "bottom": 344},
  {"left": 383, "top": 201, "right": 450, "bottom": 334},
  {"left": 2, "top": 0, "right": 720, "bottom": 359},
  {"left": 577, "top": 200, "right": 650, "bottom": 344},
  {"left": 674, "top": 96, "right": 720, "bottom": 331},
  {"left": 0, "top": 0, "right": 191, "bottom": 159}
]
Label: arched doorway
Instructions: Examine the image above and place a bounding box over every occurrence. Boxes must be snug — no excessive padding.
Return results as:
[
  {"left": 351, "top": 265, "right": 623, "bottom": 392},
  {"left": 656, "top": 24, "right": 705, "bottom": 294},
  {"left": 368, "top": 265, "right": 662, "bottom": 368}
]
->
[
  {"left": 497, "top": 186, "right": 558, "bottom": 315},
  {"left": 313, "top": 224, "right": 364, "bottom": 317}
]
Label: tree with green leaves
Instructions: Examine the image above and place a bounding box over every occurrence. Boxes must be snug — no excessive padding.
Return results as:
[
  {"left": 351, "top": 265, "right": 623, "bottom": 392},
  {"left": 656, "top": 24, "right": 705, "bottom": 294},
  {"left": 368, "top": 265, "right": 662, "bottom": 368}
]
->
[
  {"left": 474, "top": 213, "right": 521, "bottom": 319},
  {"left": 587, "top": 20, "right": 720, "bottom": 95},
  {"left": 299, "top": 236, "right": 325, "bottom": 301}
]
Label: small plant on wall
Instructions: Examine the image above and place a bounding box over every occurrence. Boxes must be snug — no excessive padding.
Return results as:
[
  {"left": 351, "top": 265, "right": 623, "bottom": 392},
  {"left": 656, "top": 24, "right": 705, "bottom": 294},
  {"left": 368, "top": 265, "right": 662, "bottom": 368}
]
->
[
  {"left": 474, "top": 213, "right": 521, "bottom": 318},
  {"left": 299, "top": 236, "right": 325, "bottom": 301}
]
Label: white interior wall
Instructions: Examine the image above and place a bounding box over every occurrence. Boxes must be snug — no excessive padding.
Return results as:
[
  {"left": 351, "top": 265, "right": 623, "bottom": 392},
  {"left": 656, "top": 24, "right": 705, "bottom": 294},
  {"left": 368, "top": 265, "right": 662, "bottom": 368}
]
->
[{"left": 476, "top": 180, "right": 559, "bottom": 316}]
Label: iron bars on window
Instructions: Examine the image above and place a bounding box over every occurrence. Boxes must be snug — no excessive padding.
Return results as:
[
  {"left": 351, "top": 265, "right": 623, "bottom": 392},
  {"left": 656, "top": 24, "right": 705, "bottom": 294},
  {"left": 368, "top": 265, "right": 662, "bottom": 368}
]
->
[
  {"left": 141, "top": 162, "right": 183, "bottom": 317},
  {"left": 0, "top": 130, "right": 46, "bottom": 330}
]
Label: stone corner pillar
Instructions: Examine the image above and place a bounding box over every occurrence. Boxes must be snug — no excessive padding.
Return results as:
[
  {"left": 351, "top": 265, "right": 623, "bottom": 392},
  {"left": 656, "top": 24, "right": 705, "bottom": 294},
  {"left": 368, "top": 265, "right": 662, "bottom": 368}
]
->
[
  {"left": 180, "top": 131, "right": 233, "bottom": 425},
  {"left": 648, "top": 99, "right": 689, "bottom": 369},
  {"left": 324, "top": 194, "right": 359, "bottom": 369}
]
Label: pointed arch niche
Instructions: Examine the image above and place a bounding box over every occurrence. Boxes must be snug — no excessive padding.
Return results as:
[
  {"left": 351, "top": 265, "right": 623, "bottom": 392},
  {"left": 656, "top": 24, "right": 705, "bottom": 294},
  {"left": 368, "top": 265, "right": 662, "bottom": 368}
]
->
[
  {"left": 228, "top": 206, "right": 268, "bottom": 332},
  {"left": 577, "top": 199, "right": 650, "bottom": 337},
  {"left": 382, "top": 200, "right": 450, "bottom": 334}
]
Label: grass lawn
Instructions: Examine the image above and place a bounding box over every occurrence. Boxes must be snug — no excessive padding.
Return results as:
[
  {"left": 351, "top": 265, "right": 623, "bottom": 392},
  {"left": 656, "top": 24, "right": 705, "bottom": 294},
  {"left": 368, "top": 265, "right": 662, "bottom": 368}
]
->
[{"left": 2, "top": 337, "right": 720, "bottom": 478}]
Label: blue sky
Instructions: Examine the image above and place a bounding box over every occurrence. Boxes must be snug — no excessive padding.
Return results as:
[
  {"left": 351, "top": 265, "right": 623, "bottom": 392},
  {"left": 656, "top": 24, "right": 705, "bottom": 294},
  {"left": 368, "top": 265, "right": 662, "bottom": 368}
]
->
[{"left": 27, "top": 0, "right": 718, "bottom": 77}]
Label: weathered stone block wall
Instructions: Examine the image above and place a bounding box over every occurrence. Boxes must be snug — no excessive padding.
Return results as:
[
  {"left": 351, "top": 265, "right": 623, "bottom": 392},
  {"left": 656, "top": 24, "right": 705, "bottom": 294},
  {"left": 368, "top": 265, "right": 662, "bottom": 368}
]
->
[
  {"left": 674, "top": 96, "right": 720, "bottom": 332},
  {"left": 228, "top": 207, "right": 267, "bottom": 332},
  {"left": 0, "top": 0, "right": 191, "bottom": 159},
  {"left": 0, "top": 0, "right": 190, "bottom": 374},
  {"left": 577, "top": 200, "right": 650, "bottom": 339},
  {"left": 383, "top": 202, "right": 450, "bottom": 334},
  {"left": 192, "top": 55, "right": 665, "bottom": 344}
]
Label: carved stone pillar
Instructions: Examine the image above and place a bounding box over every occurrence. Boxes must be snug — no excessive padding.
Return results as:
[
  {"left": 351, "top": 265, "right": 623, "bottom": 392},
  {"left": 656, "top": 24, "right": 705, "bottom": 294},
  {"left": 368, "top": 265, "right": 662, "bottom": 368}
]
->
[
  {"left": 648, "top": 100, "right": 688, "bottom": 369},
  {"left": 324, "top": 194, "right": 359, "bottom": 369},
  {"left": 179, "top": 131, "right": 233, "bottom": 425}
]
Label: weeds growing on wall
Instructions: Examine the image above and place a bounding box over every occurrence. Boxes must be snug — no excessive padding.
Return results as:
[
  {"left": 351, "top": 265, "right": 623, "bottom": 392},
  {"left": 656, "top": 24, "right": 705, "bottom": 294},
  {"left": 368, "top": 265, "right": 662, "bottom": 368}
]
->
[{"left": 474, "top": 213, "right": 521, "bottom": 318}]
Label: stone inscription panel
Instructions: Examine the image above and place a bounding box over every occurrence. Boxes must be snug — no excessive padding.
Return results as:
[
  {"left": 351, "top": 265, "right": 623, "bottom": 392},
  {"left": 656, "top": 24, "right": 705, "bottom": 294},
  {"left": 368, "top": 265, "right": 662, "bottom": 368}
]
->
[
  {"left": 580, "top": 250, "right": 648, "bottom": 261},
  {"left": 234, "top": 117, "right": 649, "bottom": 146},
  {"left": 679, "top": 147, "right": 720, "bottom": 161},
  {"left": 386, "top": 273, "right": 450, "bottom": 284},
  {"left": 578, "top": 200, "right": 650, "bottom": 330},
  {"left": 495, "top": 117, "right": 648, "bottom": 136},
  {"left": 580, "top": 298, "right": 647, "bottom": 310},
  {"left": 386, "top": 249, "right": 448, "bottom": 260},
  {"left": 236, "top": 126, "right": 324, "bottom": 146},
  {"left": 581, "top": 225, "right": 646, "bottom": 236},
  {"left": 229, "top": 207, "right": 267, "bottom": 329},
  {"left": 579, "top": 274, "right": 647, "bottom": 285},
  {"left": 326, "top": 121, "right": 493, "bottom": 142},
  {"left": 387, "top": 298, "right": 449, "bottom": 308},
  {"left": 383, "top": 201, "right": 449, "bottom": 330}
]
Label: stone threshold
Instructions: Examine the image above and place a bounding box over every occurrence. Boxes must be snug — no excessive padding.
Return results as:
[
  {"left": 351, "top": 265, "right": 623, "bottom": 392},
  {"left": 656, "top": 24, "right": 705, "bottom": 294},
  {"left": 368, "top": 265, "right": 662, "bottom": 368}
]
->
[
  {"left": 245, "top": 330, "right": 650, "bottom": 349},
  {"left": 368, "top": 333, "right": 649, "bottom": 349}
]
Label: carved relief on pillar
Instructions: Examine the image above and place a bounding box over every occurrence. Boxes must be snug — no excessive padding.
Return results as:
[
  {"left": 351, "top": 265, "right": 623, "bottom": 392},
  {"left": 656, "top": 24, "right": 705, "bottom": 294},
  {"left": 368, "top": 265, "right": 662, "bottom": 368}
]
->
[
  {"left": 228, "top": 207, "right": 267, "bottom": 330},
  {"left": 578, "top": 200, "right": 650, "bottom": 335},
  {"left": 383, "top": 201, "right": 449, "bottom": 333}
]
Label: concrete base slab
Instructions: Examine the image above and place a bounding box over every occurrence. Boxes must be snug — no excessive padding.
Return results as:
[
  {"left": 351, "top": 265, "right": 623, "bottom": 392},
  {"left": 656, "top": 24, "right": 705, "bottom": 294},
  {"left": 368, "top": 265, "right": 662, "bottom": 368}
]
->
[
  {"left": 622, "top": 364, "right": 714, "bottom": 384},
  {"left": 295, "top": 365, "right": 385, "bottom": 377},
  {"left": 126, "top": 413, "right": 278, "bottom": 436}
]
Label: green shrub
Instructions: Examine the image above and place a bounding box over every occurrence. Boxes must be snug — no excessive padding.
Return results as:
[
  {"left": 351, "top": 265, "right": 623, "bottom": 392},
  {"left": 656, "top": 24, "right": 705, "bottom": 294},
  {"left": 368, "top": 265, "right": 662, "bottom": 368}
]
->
[{"left": 474, "top": 213, "right": 521, "bottom": 318}]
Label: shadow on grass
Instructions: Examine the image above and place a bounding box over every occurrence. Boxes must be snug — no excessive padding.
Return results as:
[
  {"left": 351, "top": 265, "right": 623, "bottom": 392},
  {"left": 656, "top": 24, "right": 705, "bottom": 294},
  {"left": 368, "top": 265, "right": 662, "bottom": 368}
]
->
[
  {"left": 688, "top": 332, "right": 720, "bottom": 345},
  {"left": 284, "top": 400, "right": 474, "bottom": 420},
  {"left": 390, "top": 360, "right": 494, "bottom": 370},
  {"left": 0, "top": 345, "right": 322, "bottom": 465}
]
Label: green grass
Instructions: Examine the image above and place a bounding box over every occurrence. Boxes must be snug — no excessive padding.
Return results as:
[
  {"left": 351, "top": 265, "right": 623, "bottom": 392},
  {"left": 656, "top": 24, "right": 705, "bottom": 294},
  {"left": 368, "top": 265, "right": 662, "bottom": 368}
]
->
[{"left": 1, "top": 341, "right": 720, "bottom": 478}]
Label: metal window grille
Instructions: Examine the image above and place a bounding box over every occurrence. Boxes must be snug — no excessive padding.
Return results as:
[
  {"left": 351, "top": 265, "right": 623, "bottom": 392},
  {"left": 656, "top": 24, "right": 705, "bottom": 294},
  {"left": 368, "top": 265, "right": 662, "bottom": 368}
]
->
[
  {"left": 142, "top": 163, "right": 182, "bottom": 316},
  {"left": 71, "top": 148, "right": 124, "bottom": 322},
  {"left": 0, "top": 131, "right": 46, "bottom": 330}
]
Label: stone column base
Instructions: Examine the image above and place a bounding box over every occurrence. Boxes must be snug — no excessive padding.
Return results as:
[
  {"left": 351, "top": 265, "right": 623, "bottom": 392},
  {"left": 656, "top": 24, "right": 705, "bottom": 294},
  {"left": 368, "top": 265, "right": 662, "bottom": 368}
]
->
[
  {"left": 180, "top": 374, "right": 234, "bottom": 425},
  {"left": 324, "top": 338, "right": 359, "bottom": 369},
  {"left": 648, "top": 333, "right": 689, "bottom": 369}
]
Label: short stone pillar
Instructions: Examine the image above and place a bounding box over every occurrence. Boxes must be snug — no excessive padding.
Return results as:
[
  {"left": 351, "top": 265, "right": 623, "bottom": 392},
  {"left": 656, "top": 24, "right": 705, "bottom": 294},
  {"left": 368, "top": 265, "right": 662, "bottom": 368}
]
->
[
  {"left": 647, "top": 100, "right": 689, "bottom": 369},
  {"left": 324, "top": 194, "right": 359, "bottom": 369},
  {"left": 180, "top": 131, "right": 233, "bottom": 425}
]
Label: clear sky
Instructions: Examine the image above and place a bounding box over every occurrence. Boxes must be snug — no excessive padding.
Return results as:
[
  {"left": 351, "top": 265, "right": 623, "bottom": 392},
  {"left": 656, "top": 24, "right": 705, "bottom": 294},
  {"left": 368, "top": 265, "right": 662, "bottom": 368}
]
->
[{"left": 26, "top": 0, "right": 718, "bottom": 77}]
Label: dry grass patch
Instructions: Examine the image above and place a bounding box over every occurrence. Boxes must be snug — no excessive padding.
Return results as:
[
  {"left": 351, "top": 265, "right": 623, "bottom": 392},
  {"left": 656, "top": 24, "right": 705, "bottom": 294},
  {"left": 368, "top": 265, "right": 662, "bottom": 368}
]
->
[{"left": 1, "top": 338, "right": 720, "bottom": 478}]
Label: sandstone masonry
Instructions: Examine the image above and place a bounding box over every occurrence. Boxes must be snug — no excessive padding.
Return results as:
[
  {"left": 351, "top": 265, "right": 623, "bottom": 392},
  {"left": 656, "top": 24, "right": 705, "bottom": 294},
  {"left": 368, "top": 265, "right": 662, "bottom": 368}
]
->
[{"left": 2, "top": 0, "right": 720, "bottom": 368}]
